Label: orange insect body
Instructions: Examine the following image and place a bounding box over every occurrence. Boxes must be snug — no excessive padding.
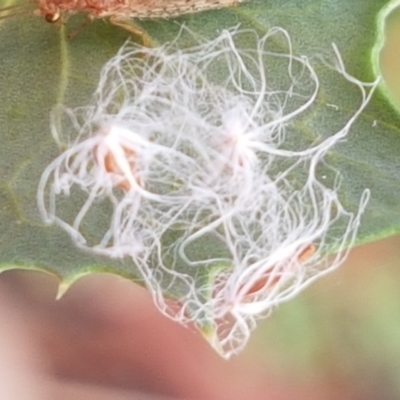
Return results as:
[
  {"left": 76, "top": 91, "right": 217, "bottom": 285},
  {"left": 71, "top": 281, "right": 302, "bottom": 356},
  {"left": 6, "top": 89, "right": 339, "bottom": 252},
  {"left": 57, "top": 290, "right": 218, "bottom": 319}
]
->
[
  {"left": 101, "top": 146, "right": 143, "bottom": 191},
  {"left": 35, "top": 0, "right": 245, "bottom": 22},
  {"left": 243, "top": 244, "right": 317, "bottom": 297}
]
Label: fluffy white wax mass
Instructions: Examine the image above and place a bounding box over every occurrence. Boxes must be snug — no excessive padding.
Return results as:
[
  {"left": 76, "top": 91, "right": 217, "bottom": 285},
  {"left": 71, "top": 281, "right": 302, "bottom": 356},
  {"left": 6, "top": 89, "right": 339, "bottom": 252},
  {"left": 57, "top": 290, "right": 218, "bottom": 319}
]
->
[{"left": 38, "top": 27, "right": 379, "bottom": 358}]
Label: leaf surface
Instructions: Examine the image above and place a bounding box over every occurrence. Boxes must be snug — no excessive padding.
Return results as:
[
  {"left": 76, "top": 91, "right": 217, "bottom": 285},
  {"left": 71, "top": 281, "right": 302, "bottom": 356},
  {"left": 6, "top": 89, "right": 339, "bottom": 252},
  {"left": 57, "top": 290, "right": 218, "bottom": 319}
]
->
[{"left": 0, "top": 0, "right": 399, "bottom": 287}]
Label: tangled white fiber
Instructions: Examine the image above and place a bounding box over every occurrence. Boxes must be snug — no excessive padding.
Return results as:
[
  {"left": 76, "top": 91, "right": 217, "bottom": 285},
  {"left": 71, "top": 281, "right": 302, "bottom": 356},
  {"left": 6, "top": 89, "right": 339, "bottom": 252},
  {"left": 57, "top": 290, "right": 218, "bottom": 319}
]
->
[{"left": 37, "top": 26, "right": 378, "bottom": 358}]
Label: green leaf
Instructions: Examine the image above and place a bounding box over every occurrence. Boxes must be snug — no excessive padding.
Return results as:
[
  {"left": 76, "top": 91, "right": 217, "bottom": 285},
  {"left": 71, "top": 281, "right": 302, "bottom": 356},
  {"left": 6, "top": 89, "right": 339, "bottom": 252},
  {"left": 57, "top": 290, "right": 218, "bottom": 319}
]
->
[{"left": 0, "top": 0, "right": 398, "bottom": 295}]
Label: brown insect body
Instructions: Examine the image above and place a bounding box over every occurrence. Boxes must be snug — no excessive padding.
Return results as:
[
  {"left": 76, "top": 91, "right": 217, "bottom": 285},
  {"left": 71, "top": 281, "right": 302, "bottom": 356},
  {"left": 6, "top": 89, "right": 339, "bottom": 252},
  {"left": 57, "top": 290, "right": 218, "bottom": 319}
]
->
[{"left": 36, "top": 0, "right": 245, "bottom": 22}]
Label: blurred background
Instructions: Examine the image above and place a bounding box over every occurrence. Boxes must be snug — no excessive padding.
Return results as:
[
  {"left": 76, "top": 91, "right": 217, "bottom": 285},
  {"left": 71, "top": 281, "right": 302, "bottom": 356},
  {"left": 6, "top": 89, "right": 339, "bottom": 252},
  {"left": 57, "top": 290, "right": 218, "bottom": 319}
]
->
[
  {"left": 1, "top": 6, "right": 400, "bottom": 400},
  {"left": 1, "top": 236, "right": 400, "bottom": 400}
]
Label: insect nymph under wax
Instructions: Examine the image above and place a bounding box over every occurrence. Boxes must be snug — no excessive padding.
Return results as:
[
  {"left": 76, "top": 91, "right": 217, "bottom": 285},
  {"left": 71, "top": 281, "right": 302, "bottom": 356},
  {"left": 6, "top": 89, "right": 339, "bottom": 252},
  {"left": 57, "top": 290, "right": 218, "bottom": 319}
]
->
[{"left": 37, "top": 27, "right": 379, "bottom": 358}]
